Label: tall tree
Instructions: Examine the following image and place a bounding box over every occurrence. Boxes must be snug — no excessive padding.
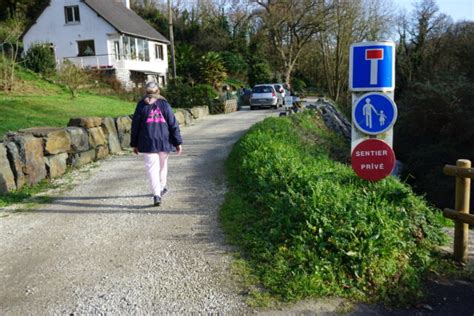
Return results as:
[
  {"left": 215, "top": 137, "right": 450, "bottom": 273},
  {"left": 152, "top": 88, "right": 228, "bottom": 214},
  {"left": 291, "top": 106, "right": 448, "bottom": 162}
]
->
[
  {"left": 255, "top": 0, "right": 333, "bottom": 85},
  {"left": 315, "top": 0, "right": 393, "bottom": 104},
  {"left": 0, "top": 0, "right": 49, "bottom": 21},
  {"left": 396, "top": 0, "right": 451, "bottom": 96}
]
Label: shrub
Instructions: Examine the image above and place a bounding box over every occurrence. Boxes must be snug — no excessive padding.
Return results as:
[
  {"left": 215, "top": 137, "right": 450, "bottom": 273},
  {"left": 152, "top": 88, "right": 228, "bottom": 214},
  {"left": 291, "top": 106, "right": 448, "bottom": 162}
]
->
[
  {"left": 24, "top": 43, "right": 56, "bottom": 74},
  {"left": 161, "top": 78, "right": 217, "bottom": 108},
  {"left": 395, "top": 74, "right": 474, "bottom": 207},
  {"left": 291, "top": 78, "right": 307, "bottom": 93},
  {"left": 191, "top": 84, "right": 218, "bottom": 106},
  {"left": 221, "top": 112, "right": 446, "bottom": 305},
  {"left": 57, "top": 60, "right": 90, "bottom": 98},
  {"left": 221, "top": 51, "right": 248, "bottom": 77},
  {"left": 248, "top": 62, "right": 272, "bottom": 87},
  {"left": 199, "top": 52, "right": 227, "bottom": 89}
]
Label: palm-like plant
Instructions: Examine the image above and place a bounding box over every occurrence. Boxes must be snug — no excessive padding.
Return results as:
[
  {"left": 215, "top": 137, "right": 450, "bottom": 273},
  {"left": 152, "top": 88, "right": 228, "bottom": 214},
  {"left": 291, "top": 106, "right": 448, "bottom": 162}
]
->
[{"left": 199, "top": 52, "right": 227, "bottom": 89}]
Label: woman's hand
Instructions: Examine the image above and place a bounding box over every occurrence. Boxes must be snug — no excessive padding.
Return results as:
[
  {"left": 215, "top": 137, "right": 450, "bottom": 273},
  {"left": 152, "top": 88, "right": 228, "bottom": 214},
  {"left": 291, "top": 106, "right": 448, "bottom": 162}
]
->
[{"left": 175, "top": 145, "right": 183, "bottom": 155}]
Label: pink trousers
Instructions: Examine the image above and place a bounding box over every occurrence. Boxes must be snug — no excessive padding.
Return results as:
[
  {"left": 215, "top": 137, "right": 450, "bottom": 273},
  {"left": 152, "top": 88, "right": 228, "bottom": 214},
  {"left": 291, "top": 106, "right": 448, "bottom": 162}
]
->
[{"left": 142, "top": 152, "right": 169, "bottom": 197}]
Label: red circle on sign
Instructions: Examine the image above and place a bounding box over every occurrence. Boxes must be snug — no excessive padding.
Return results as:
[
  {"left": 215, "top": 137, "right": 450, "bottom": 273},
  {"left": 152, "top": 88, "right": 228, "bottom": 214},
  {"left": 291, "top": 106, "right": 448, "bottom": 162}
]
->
[{"left": 351, "top": 139, "right": 396, "bottom": 181}]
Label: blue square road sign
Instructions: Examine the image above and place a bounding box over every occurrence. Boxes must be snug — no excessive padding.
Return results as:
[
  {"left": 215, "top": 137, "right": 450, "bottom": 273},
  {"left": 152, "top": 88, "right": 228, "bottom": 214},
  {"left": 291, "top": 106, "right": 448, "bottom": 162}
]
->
[{"left": 349, "top": 41, "right": 395, "bottom": 92}]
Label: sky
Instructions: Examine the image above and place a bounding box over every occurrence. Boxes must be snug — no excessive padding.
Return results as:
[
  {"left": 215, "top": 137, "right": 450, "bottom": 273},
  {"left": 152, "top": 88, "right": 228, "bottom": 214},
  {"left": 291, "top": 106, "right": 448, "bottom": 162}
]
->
[{"left": 394, "top": 0, "right": 474, "bottom": 22}]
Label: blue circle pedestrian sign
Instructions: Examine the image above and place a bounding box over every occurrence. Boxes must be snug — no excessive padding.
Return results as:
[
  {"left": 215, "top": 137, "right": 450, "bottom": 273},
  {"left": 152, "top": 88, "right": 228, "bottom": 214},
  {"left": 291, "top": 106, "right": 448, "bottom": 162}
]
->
[{"left": 353, "top": 92, "right": 397, "bottom": 135}]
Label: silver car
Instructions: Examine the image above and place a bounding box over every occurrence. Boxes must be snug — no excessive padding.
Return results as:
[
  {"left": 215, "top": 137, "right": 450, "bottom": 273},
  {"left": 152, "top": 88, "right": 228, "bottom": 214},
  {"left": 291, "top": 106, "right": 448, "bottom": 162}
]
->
[{"left": 250, "top": 84, "right": 282, "bottom": 110}]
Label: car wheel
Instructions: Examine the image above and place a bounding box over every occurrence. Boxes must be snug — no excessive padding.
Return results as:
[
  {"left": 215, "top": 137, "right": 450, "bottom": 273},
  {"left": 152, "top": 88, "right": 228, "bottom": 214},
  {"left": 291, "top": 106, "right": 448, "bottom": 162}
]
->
[{"left": 250, "top": 106, "right": 256, "bottom": 110}]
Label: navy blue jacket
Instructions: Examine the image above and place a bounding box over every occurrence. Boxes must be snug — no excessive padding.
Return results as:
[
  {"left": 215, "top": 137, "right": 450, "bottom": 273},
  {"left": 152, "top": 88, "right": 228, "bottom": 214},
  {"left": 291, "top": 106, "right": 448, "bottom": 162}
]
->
[{"left": 130, "top": 99, "right": 182, "bottom": 153}]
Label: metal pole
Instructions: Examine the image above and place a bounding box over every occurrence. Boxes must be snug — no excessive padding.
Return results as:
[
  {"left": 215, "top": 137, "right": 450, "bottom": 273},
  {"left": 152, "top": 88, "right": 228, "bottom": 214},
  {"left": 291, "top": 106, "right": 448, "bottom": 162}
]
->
[
  {"left": 453, "top": 159, "right": 471, "bottom": 263},
  {"left": 168, "top": 0, "right": 176, "bottom": 80}
]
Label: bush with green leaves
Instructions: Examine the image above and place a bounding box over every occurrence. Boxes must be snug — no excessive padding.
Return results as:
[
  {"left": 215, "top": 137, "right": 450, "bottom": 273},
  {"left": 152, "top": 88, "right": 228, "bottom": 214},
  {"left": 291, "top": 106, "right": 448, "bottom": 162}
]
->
[
  {"left": 291, "top": 78, "right": 307, "bottom": 93},
  {"left": 221, "top": 51, "right": 248, "bottom": 78},
  {"left": 248, "top": 61, "right": 272, "bottom": 87},
  {"left": 221, "top": 112, "right": 446, "bottom": 305},
  {"left": 199, "top": 52, "right": 227, "bottom": 89},
  {"left": 24, "top": 43, "right": 56, "bottom": 74},
  {"left": 161, "top": 78, "right": 217, "bottom": 108},
  {"left": 395, "top": 74, "right": 474, "bottom": 207}
]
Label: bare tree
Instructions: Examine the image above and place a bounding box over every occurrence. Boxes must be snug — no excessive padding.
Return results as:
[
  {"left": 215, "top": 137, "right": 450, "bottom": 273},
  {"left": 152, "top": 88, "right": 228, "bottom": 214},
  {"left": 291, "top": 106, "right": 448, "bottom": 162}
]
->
[
  {"left": 408, "top": 0, "right": 451, "bottom": 76},
  {"left": 315, "top": 0, "right": 393, "bottom": 103},
  {"left": 255, "top": 0, "right": 333, "bottom": 85},
  {"left": 0, "top": 15, "right": 25, "bottom": 92},
  {"left": 396, "top": 0, "right": 451, "bottom": 90},
  {"left": 57, "top": 60, "right": 90, "bottom": 99}
]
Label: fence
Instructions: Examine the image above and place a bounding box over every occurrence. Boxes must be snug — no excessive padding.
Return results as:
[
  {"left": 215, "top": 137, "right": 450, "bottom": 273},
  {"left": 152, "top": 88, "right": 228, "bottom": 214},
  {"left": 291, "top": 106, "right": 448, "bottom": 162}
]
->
[
  {"left": 59, "top": 54, "right": 114, "bottom": 70},
  {"left": 443, "top": 159, "right": 474, "bottom": 263}
]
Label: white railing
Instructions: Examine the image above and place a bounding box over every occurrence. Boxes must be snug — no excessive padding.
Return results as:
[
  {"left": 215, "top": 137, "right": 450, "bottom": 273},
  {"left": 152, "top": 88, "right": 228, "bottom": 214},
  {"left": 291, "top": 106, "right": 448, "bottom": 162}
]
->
[{"left": 59, "top": 54, "right": 114, "bottom": 70}]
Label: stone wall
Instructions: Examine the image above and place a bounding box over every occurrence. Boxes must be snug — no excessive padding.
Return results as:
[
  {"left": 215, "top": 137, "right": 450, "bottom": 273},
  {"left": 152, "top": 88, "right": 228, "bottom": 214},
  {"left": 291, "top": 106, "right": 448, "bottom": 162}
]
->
[
  {"left": 224, "top": 99, "right": 238, "bottom": 114},
  {"left": 0, "top": 105, "right": 210, "bottom": 195},
  {"left": 209, "top": 100, "right": 239, "bottom": 114}
]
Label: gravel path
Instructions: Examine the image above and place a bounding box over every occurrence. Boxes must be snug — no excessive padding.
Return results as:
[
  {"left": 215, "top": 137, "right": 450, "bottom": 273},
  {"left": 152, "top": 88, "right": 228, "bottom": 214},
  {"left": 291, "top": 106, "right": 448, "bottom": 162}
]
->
[{"left": 0, "top": 109, "right": 275, "bottom": 315}]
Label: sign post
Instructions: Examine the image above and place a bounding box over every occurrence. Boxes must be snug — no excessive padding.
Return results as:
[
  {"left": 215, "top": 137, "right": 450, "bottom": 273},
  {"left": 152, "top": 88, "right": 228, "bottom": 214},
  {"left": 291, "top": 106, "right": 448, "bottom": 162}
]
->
[{"left": 349, "top": 41, "right": 396, "bottom": 181}]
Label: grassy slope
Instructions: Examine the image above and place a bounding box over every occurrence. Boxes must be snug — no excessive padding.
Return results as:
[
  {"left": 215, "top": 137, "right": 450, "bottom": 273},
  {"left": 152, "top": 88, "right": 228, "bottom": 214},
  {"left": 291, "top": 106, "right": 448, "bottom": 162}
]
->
[
  {"left": 0, "top": 68, "right": 135, "bottom": 138},
  {"left": 221, "top": 112, "right": 447, "bottom": 306}
]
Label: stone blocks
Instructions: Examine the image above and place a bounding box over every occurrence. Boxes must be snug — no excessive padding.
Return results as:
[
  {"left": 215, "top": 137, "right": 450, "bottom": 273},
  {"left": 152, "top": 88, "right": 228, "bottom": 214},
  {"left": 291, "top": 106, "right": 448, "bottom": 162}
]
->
[
  {"left": 0, "top": 143, "right": 16, "bottom": 194},
  {"left": 0, "top": 105, "right": 210, "bottom": 194}
]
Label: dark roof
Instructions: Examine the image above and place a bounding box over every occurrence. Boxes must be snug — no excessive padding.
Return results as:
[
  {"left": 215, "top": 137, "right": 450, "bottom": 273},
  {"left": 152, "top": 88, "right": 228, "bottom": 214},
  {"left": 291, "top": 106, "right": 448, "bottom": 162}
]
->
[{"left": 84, "top": 0, "right": 169, "bottom": 43}]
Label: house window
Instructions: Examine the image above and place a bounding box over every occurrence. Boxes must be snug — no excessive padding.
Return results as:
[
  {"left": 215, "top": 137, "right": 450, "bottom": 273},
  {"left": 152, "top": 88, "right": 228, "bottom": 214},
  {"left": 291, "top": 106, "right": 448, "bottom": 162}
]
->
[
  {"left": 123, "top": 36, "right": 130, "bottom": 59},
  {"left": 114, "top": 41, "right": 120, "bottom": 60},
  {"left": 77, "top": 40, "right": 95, "bottom": 56},
  {"left": 130, "top": 37, "right": 137, "bottom": 60},
  {"left": 137, "top": 38, "right": 149, "bottom": 61},
  {"left": 155, "top": 44, "right": 163, "bottom": 60},
  {"left": 144, "top": 42, "right": 150, "bottom": 61},
  {"left": 65, "top": 6, "right": 80, "bottom": 24},
  {"left": 121, "top": 36, "right": 149, "bottom": 61},
  {"left": 158, "top": 75, "right": 166, "bottom": 86}
]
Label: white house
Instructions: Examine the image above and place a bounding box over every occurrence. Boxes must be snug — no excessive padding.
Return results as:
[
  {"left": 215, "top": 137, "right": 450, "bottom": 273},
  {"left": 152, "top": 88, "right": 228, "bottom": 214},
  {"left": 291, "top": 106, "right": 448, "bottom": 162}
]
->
[{"left": 23, "top": 0, "right": 170, "bottom": 89}]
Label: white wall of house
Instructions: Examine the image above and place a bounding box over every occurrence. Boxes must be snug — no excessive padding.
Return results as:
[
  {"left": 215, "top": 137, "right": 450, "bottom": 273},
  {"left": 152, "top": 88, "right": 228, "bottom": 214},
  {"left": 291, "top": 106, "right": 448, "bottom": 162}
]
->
[
  {"left": 23, "top": 0, "right": 169, "bottom": 88},
  {"left": 23, "top": 0, "right": 115, "bottom": 67}
]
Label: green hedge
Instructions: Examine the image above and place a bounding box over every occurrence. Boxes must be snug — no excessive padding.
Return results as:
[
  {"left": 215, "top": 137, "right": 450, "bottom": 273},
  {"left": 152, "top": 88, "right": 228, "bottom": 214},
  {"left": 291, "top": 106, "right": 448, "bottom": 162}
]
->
[
  {"left": 221, "top": 112, "right": 446, "bottom": 305},
  {"left": 24, "top": 43, "right": 56, "bottom": 75},
  {"left": 161, "top": 79, "right": 217, "bottom": 108}
]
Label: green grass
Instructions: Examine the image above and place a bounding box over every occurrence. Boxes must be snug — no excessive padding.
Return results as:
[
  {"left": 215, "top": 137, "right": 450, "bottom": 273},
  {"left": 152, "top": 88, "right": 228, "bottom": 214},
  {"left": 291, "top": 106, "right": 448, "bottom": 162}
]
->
[
  {"left": 221, "top": 111, "right": 447, "bottom": 306},
  {"left": 0, "top": 67, "right": 135, "bottom": 138},
  {"left": 0, "top": 161, "right": 100, "bottom": 209},
  {"left": 0, "top": 179, "right": 58, "bottom": 208}
]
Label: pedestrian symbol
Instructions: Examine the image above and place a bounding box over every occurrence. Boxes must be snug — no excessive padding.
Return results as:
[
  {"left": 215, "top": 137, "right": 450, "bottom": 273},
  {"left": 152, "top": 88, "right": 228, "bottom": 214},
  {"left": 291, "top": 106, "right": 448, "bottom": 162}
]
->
[
  {"left": 362, "top": 98, "right": 376, "bottom": 128},
  {"left": 353, "top": 92, "right": 397, "bottom": 135}
]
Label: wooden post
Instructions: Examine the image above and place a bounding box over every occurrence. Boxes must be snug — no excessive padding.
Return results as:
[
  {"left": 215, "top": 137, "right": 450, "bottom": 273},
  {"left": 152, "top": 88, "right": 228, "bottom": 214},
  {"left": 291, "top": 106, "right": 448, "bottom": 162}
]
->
[
  {"left": 168, "top": 0, "right": 176, "bottom": 80},
  {"left": 453, "top": 159, "right": 471, "bottom": 263}
]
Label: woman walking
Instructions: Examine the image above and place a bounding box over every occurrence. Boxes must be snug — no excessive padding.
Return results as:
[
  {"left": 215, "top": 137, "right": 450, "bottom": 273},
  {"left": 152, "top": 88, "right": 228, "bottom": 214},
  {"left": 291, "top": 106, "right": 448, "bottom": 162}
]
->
[{"left": 130, "top": 82, "right": 183, "bottom": 206}]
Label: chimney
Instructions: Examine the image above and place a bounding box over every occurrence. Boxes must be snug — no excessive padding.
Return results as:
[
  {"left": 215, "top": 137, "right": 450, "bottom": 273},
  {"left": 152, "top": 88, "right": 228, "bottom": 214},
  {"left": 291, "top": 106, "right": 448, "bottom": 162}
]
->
[{"left": 124, "top": 0, "right": 130, "bottom": 9}]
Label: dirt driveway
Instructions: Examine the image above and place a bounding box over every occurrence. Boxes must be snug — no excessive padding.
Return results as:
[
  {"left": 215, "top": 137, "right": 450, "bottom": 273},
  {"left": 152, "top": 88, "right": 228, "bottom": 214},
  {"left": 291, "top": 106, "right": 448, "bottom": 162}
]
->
[
  {"left": 1, "top": 107, "right": 473, "bottom": 315},
  {"left": 0, "top": 109, "right": 275, "bottom": 315}
]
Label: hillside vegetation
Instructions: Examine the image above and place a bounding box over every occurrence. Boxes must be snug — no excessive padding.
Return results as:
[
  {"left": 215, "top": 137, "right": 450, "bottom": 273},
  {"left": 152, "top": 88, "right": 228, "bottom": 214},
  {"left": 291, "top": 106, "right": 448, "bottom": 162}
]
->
[
  {"left": 221, "top": 112, "right": 446, "bottom": 306},
  {"left": 0, "top": 67, "right": 135, "bottom": 138}
]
